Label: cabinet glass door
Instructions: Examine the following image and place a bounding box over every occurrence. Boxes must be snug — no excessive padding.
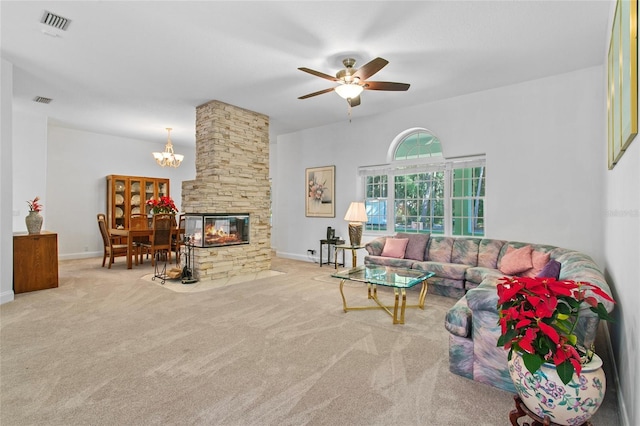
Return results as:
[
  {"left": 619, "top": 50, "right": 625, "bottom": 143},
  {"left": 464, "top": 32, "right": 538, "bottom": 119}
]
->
[
  {"left": 144, "top": 180, "right": 155, "bottom": 215},
  {"left": 130, "top": 178, "right": 143, "bottom": 221},
  {"left": 158, "top": 180, "right": 169, "bottom": 198},
  {"left": 114, "top": 178, "right": 127, "bottom": 229}
]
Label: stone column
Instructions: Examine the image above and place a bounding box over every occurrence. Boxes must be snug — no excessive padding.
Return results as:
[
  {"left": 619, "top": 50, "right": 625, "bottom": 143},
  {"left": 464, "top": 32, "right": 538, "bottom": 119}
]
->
[{"left": 182, "top": 100, "right": 271, "bottom": 280}]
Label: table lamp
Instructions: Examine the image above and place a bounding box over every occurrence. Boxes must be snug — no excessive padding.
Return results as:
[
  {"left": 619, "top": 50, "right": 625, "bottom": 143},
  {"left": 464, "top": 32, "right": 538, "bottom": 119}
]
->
[{"left": 344, "top": 202, "right": 368, "bottom": 247}]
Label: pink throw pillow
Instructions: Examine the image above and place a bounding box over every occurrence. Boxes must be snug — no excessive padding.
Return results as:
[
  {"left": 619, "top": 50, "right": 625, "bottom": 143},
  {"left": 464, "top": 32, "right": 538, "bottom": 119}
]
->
[
  {"left": 499, "top": 245, "right": 533, "bottom": 275},
  {"left": 521, "top": 250, "right": 551, "bottom": 277},
  {"left": 381, "top": 238, "right": 409, "bottom": 259}
]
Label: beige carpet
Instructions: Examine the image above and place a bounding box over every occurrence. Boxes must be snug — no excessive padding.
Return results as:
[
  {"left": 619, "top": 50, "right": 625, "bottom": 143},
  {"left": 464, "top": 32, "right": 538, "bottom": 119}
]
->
[
  {"left": 0, "top": 256, "right": 620, "bottom": 425},
  {"left": 141, "top": 270, "right": 286, "bottom": 293}
]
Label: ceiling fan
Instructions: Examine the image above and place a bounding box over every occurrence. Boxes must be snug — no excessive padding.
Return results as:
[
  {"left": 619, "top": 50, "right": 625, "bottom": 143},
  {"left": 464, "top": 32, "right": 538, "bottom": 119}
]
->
[{"left": 298, "top": 57, "right": 410, "bottom": 108}]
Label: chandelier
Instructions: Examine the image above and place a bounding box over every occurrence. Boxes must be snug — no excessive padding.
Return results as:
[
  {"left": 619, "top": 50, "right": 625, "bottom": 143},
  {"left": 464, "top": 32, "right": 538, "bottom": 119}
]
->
[{"left": 152, "top": 128, "right": 184, "bottom": 168}]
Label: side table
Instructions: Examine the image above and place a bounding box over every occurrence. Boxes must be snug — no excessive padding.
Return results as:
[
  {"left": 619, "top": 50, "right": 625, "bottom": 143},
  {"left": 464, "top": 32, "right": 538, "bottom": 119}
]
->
[
  {"left": 319, "top": 239, "right": 345, "bottom": 267},
  {"left": 13, "top": 231, "right": 59, "bottom": 294},
  {"left": 334, "top": 244, "right": 365, "bottom": 269}
]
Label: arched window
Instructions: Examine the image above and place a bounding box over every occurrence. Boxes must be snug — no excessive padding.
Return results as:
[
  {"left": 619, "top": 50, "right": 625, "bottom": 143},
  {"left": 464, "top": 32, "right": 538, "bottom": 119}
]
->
[
  {"left": 361, "top": 128, "right": 485, "bottom": 237},
  {"left": 393, "top": 129, "right": 442, "bottom": 161}
]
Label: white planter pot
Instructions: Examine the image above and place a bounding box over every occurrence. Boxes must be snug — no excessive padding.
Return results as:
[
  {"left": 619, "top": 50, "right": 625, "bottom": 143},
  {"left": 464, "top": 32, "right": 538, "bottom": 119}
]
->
[{"left": 508, "top": 352, "right": 606, "bottom": 426}]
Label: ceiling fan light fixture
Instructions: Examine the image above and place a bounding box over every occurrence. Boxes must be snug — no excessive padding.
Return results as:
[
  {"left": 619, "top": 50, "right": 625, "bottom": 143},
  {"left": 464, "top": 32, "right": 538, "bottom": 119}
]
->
[{"left": 335, "top": 83, "right": 364, "bottom": 100}]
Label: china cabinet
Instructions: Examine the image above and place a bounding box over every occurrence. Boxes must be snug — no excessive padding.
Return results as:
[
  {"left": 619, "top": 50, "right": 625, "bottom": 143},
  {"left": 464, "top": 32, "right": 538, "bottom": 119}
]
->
[{"left": 106, "top": 175, "right": 170, "bottom": 229}]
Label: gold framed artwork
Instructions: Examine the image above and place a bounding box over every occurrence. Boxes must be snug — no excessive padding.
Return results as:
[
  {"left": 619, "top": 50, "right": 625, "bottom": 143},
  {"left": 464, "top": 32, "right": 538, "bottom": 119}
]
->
[
  {"left": 306, "top": 165, "right": 335, "bottom": 217},
  {"left": 608, "top": 0, "right": 638, "bottom": 169}
]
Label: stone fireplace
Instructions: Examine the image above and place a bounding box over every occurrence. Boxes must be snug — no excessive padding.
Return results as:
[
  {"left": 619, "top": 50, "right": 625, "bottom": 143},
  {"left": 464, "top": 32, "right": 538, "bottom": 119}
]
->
[{"left": 181, "top": 100, "right": 271, "bottom": 281}]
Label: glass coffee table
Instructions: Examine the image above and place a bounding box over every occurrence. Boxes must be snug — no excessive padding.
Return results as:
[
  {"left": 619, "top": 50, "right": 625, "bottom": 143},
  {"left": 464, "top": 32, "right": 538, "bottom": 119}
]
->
[{"left": 331, "top": 265, "right": 435, "bottom": 324}]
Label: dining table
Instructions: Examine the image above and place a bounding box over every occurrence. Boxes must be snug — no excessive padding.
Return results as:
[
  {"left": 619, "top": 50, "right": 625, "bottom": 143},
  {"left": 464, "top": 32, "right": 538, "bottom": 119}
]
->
[{"left": 110, "top": 227, "right": 184, "bottom": 269}]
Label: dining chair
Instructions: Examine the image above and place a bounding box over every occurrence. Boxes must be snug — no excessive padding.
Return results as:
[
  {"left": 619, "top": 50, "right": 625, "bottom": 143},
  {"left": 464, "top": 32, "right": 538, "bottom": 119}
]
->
[
  {"left": 130, "top": 213, "right": 150, "bottom": 264},
  {"left": 139, "top": 214, "right": 173, "bottom": 267},
  {"left": 97, "top": 213, "right": 128, "bottom": 269}
]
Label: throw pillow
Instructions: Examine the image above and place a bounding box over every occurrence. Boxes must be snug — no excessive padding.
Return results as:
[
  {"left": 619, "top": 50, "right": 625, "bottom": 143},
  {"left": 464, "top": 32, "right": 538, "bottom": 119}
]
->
[
  {"left": 521, "top": 250, "right": 551, "bottom": 277},
  {"left": 381, "top": 238, "right": 409, "bottom": 259},
  {"left": 537, "top": 259, "right": 562, "bottom": 279},
  {"left": 499, "top": 245, "right": 533, "bottom": 275},
  {"left": 396, "top": 233, "right": 430, "bottom": 261}
]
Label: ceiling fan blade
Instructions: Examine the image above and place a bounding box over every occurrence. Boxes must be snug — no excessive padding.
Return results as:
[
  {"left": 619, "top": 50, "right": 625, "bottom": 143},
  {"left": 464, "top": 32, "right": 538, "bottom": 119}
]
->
[
  {"left": 353, "top": 57, "right": 388, "bottom": 81},
  {"left": 298, "top": 67, "right": 339, "bottom": 82},
  {"left": 364, "top": 81, "right": 410, "bottom": 91},
  {"left": 347, "top": 95, "right": 361, "bottom": 107},
  {"left": 298, "top": 87, "right": 336, "bottom": 99}
]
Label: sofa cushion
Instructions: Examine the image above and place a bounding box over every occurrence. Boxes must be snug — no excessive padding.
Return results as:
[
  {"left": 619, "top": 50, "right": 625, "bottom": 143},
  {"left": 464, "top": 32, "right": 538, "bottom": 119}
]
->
[
  {"left": 499, "top": 245, "right": 533, "bottom": 275},
  {"left": 396, "top": 232, "right": 430, "bottom": 261},
  {"left": 465, "top": 266, "right": 504, "bottom": 286},
  {"left": 451, "top": 238, "right": 480, "bottom": 266},
  {"left": 521, "top": 250, "right": 551, "bottom": 277},
  {"left": 537, "top": 259, "right": 561, "bottom": 279},
  {"left": 413, "top": 261, "right": 469, "bottom": 280},
  {"left": 381, "top": 238, "right": 409, "bottom": 258},
  {"left": 364, "top": 236, "right": 387, "bottom": 256},
  {"left": 364, "top": 255, "right": 415, "bottom": 269},
  {"left": 427, "top": 237, "right": 454, "bottom": 263},
  {"left": 477, "top": 239, "right": 507, "bottom": 268}
]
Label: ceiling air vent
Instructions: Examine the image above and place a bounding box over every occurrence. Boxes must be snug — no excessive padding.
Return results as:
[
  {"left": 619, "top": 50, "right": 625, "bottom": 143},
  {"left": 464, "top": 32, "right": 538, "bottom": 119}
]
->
[
  {"left": 40, "top": 11, "right": 71, "bottom": 31},
  {"left": 33, "top": 96, "right": 53, "bottom": 104}
]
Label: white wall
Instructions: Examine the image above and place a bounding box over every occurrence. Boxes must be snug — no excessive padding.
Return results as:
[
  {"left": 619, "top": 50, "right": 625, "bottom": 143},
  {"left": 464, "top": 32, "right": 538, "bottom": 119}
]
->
[
  {"left": 602, "top": 3, "right": 640, "bottom": 421},
  {"left": 1, "top": 58, "right": 15, "bottom": 304},
  {"left": 12, "top": 111, "right": 47, "bottom": 231},
  {"left": 47, "top": 126, "right": 196, "bottom": 258},
  {"left": 604, "top": 139, "right": 639, "bottom": 426},
  {"left": 274, "top": 66, "right": 606, "bottom": 266},
  {"left": 10, "top": 122, "right": 196, "bottom": 259}
]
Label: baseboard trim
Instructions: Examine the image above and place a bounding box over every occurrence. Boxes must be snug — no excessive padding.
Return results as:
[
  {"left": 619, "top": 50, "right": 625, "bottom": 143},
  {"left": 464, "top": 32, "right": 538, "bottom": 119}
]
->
[
  {"left": 602, "top": 323, "right": 630, "bottom": 426},
  {"left": 58, "top": 251, "right": 102, "bottom": 260},
  {"left": 0, "top": 290, "right": 15, "bottom": 305}
]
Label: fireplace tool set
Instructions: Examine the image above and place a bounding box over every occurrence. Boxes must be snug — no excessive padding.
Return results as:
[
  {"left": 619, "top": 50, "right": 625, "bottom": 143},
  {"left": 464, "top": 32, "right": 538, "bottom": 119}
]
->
[{"left": 180, "top": 235, "right": 197, "bottom": 284}]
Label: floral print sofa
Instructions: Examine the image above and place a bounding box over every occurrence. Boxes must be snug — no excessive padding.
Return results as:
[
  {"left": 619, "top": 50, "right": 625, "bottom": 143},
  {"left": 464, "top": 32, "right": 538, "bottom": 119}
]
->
[{"left": 364, "top": 234, "right": 615, "bottom": 392}]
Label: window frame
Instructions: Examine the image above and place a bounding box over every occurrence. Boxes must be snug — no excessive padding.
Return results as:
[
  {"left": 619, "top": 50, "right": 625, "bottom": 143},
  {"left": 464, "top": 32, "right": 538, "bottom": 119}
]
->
[{"left": 360, "top": 128, "right": 485, "bottom": 237}]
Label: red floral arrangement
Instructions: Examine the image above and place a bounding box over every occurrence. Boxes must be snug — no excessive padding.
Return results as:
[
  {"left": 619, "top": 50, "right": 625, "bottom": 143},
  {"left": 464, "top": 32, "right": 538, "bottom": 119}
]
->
[
  {"left": 496, "top": 276, "right": 614, "bottom": 384},
  {"left": 26, "top": 196, "right": 42, "bottom": 212},
  {"left": 146, "top": 196, "right": 177, "bottom": 214}
]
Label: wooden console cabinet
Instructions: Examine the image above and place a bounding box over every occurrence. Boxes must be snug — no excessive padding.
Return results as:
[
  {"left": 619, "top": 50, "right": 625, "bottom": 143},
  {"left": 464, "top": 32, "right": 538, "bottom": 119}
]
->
[{"left": 13, "top": 231, "right": 59, "bottom": 294}]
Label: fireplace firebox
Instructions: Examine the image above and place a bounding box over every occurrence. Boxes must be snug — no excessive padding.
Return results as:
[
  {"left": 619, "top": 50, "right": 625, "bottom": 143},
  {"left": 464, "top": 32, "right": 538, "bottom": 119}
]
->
[{"left": 184, "top": 213, "right": 250, "bottom": 248}]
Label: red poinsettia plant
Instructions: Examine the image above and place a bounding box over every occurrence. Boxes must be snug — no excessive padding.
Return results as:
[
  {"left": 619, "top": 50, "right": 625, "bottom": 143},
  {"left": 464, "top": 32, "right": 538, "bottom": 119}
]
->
[
  {"left": 26, "top": 196, "right": 42, "bottom": 213},
  {"left": 496, "top": 276, "right": 614, "bottom": 385},
  {"left": 146, "top": 196, "right": 178, "bottom": 214}
]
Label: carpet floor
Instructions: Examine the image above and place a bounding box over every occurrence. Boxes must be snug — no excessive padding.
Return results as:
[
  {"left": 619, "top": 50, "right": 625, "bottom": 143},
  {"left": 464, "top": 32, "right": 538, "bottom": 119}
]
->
[{"left": 0, "top": 255, "right": 620, "bottom": 425}]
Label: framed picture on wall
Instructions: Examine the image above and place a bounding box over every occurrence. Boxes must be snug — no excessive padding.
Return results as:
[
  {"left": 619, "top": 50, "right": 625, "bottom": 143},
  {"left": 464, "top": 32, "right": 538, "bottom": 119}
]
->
[
  {"left": 608, "top": 0, "right": 638, "bottom": 169},
  {"left": 306, "top": 165, "right": 335, "bottom": 217}
]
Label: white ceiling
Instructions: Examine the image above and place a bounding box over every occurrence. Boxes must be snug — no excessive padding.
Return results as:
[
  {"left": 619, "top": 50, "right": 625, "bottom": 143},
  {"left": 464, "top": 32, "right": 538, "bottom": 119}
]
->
[{"left": 1, "top": 1, "right": 613, "bottom": 147}]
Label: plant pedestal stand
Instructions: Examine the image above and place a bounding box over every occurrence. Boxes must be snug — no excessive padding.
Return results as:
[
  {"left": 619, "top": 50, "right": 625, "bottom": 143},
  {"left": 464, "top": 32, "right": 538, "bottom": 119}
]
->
[{"left": 509, "top": 395, "right": 592, "bottom": 426}]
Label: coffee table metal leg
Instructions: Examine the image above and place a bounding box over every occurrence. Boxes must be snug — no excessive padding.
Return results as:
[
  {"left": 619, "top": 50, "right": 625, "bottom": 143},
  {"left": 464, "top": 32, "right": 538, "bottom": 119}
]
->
[
  {"left": 418, "top": 279, "right": 428, "bottom": 308},
  {"left": 340, "top": 281, "right": 423, "bottom": 325},
  {"left": 340, "top": 279, "right": 348, "bottom": 312},
  {"left": 392, "top": 288, "right": 408, "bottom": 324}
]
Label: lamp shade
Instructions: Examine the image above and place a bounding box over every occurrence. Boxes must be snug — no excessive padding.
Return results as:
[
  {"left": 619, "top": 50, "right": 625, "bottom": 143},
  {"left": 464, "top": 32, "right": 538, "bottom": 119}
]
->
[
  {"left": 335, "top": 83, "right": 364, "bottom": 100},
  {"left": 344, "top": 202, "right": 368, "bottom": 223}
]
